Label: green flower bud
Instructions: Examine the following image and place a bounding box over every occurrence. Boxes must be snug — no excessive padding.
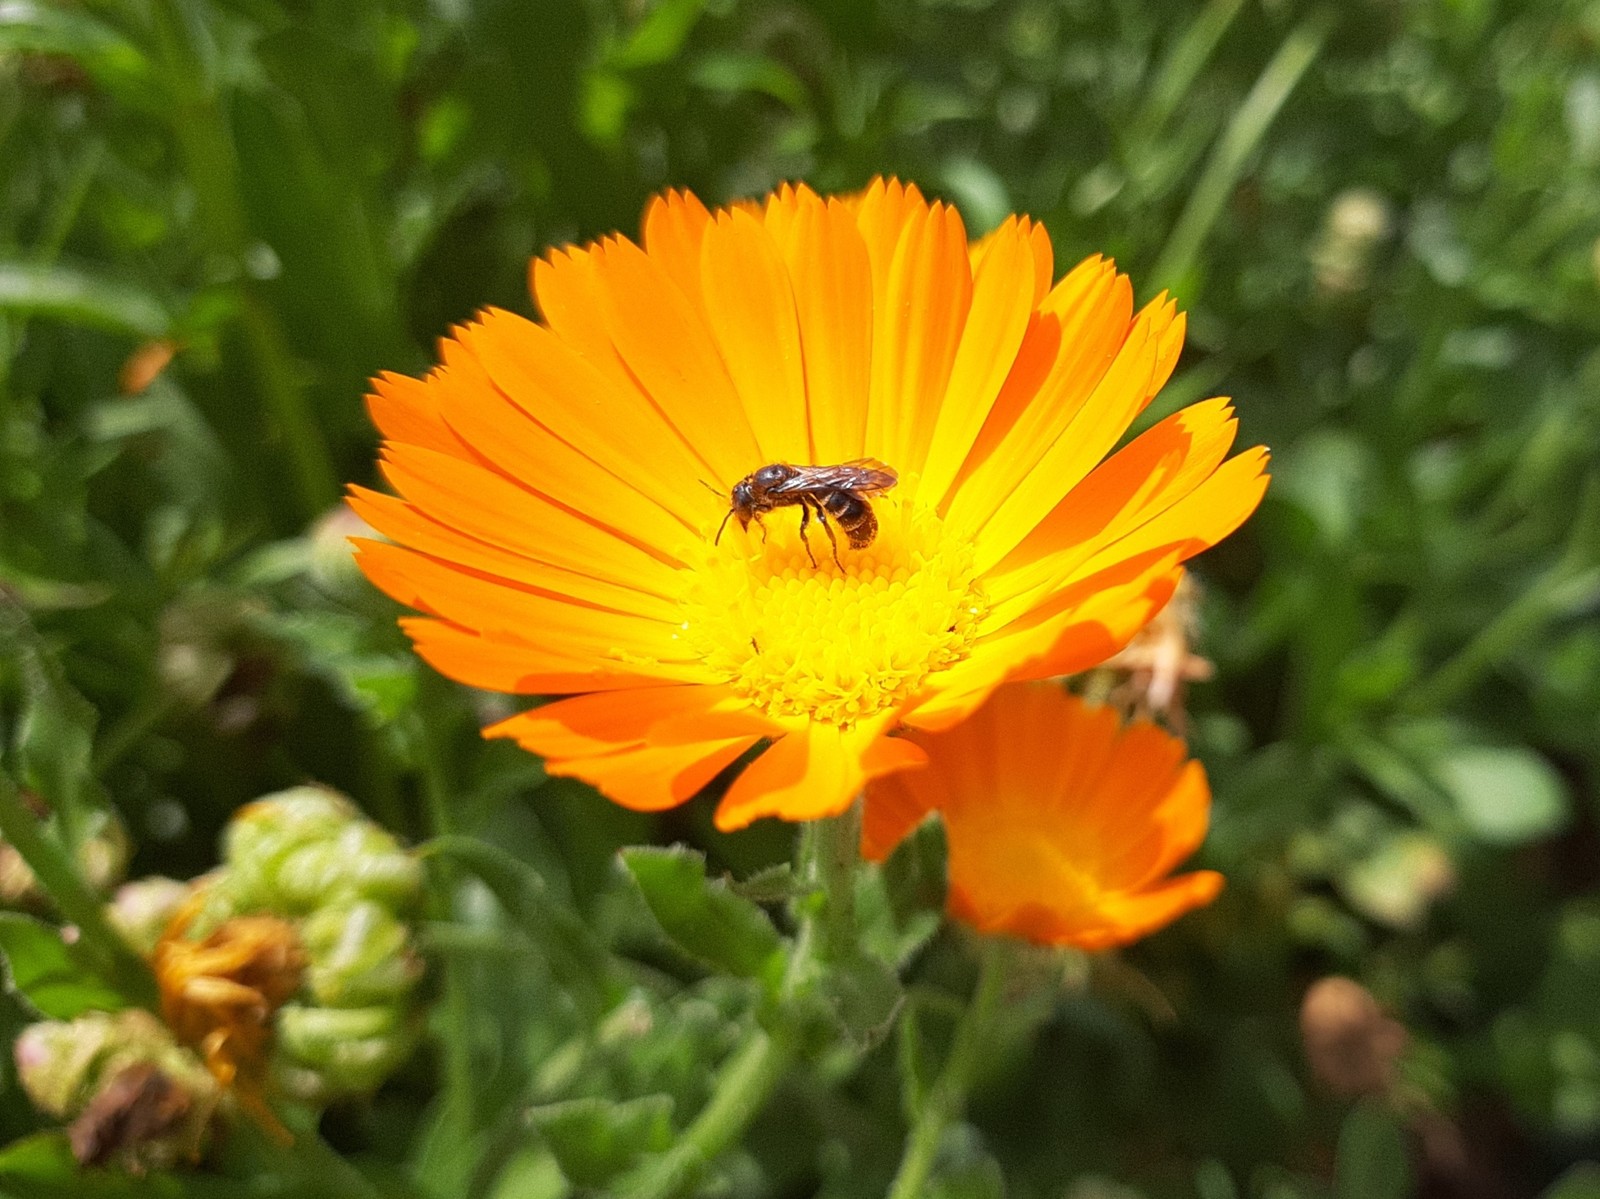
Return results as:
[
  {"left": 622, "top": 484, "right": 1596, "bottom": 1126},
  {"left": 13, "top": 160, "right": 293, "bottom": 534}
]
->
[
  {"left": 273, "top": 827, "right": 422, "bottom": 912},
  {"left": 108, "top": 877, "right": 191, "bottom": 956},
  {"left": 222, "top": 787, "right": 357, "bottom": 912},
  {"left": 202, "top": 785, "right": 427, "bottom": 1103},
  {"left": 299, "top": 900, "right": 423, "bottom": 1007},
  {"left": 306, "top": 504, "right": 380, "bottom": 596},
  {"left": 17, "top": 1011, "right": 214, "bottom": 1113},
  {"left": 1, "top": 806, "right": 130, "bottom": 910},
  {"left": 274, "top": 1004, "right": 421, "bottom": 1102}
]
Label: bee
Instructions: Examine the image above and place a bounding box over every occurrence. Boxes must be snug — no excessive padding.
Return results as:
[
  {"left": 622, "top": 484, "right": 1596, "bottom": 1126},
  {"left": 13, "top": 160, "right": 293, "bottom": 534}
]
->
[{"left": 716, "top": 460, "right": 899, "bottom": 567}]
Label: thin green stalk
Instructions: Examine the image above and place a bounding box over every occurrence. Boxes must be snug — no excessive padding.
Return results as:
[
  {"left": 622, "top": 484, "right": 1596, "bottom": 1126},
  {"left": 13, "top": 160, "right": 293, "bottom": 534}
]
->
[
  {"left": 1133, "top": 0, "right": 1248, "bottom": 139},
  {"left": 1151, "top": 10, "right": 1334, "bottom": 291},
  {"left": 0, "top": 771, "right": 158, "bottom": 1009},
  {"left": 410, "top": 722, "right": 479, "bottom": 1140},
  {"left": 613, "top": 801, "right": 869, "bottom": 1199},
  {"left": 1401, "top": 475, "right": 1600, "bottom": 712},
  {"left": 887, "top": 939, "right": 1013, "bottom": 1199},
  {"left": 816, "top": 797, "right": 862, "bottom": 961}
]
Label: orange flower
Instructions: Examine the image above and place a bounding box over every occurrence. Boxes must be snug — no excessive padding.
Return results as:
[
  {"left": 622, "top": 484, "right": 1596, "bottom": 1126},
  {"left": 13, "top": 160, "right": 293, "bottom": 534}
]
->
[
  {"left": 863, "top": 684, "right": 1223, "bottom": 948},
  {"left": 351, "top": 179, "right": 1268, "bottom": 830}
]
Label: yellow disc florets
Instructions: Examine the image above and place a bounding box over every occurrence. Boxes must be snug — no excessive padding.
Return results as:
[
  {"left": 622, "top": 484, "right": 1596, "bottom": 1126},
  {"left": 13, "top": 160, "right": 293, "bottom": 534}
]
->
[{"left": 676, "top": 487, "right": 987, "bottom": 726}]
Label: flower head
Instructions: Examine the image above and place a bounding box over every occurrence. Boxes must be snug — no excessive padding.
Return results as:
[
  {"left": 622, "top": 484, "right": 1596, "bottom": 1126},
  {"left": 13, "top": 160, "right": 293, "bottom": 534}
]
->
[
  {"left": 352, "top": 179, "right": 1268, "bottom": 830},
  {"left": 862, "top": 683, "right": 1223, "bottom": 948}
]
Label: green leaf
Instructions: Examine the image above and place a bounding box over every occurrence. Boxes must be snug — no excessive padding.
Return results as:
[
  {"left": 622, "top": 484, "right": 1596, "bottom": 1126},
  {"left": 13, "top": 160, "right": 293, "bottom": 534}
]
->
[
  {"left": 609, "top": 0, "right": 706, "bottom": 69},
  {"left": 819, "top": 951, "right": 904, "bottom": 1050},
  {"left": 0, "top": 913, "right": 128, "bottom": 1019},
  {"left": 530, "top": 1095, "right": 675, "bottom": 1188},
  {"left": 0, "top": 3, "right": 160, "bottom": 110},
  {"left": 0, "top": 260, "right": 171, "bottom": 337},
  {"left": 619, "top": 847, "right": 785, "bottom": 984},
  {"left": 729, "top": 862, "right": 804, "bottom": 904},
  {"left": 420, "top": 835, "right": 616, "bottom": 1010},
  {"left": 0, "top": 1132, "right": 273, "bottom": 1197},
  {"left": 1432, "top": 745, "right": 1569, "bottom": 846},
  {"left": 1542, "top": 1163, "right": 1600, "bottom": 1199},
  {"left": 1334, "top": 1101, "right": 1411, "bottom": 1199},
  {"left": 882, "top": 813, "right": 948, "bottom": 926}
]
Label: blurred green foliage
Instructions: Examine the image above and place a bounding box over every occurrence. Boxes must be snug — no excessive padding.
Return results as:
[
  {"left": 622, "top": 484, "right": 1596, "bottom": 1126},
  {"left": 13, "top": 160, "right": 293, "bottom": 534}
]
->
[{"left": 0, "top": 0, "right": 1598, "bottom": 1195}]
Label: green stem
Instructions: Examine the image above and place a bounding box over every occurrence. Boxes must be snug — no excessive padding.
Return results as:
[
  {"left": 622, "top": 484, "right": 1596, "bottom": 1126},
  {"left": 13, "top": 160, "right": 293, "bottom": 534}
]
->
[
  {"left": 1151, "top": 9, "right": 1334, "bottom": 292},
  {"left": 887, "top": 939, "right": 1012, "bottom": 1199},
  {"left": 612, "top": 1025, "right": 799, "bottom": 1199},
  {"left": 815, "top": 797, "right": 862, "bottom": 961},
  {"left": 410, "top": 721, "right": 479, "bottom": 1139},
  {"left": 1402, "top": 473, "right": 1600, "bottom": 712},
  {"left": 1133, "top": 0, "right": 1248, "bottom": 139},
  {"left": 0, "top": 771, "right": 158, "bottom": 1009},
  {"left": 612, "top": 801, "right": 867, "bottom": 1199}
]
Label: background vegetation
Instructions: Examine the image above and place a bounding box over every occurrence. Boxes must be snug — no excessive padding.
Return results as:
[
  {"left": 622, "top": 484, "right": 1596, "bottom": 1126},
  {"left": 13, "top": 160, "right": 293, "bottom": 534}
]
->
[{"left": 1, "top": 0, "right": 1598, "bottom": 1195}]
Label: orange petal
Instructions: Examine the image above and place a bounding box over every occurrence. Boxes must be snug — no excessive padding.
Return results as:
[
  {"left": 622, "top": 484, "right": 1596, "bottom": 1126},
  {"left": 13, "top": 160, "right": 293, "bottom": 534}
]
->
[
  {"left": 770, "top": 192, "right": 873, "bottom": 462},
  {"left": 377, "top": 443, "right": 682, "bottom": 596},
  {"left": 585, "top": 236, "right": 765, "bottom": 488},
  {"left": 349, "top": 487, "right": 682, "bottom": 621},
  {"left": 641, "top": 188, "right": 713, "bottom": 311},
  {"left": 366, "top": 371, "right": 467, "bottom": 457},
  {"left": 482, "top": 685, "right": 749, "bottom": 759},
  {"left": 400, "top": 618, "right": 708, "bottom": 693},
  {"left": 460, "top": 307, "right": 712, "bottom": 529},
  {"left": 353, "top": 541, "right": 688, "bottom": 664},
  {"left": 698, "top": 208, "right": 811, "bottom": 462},
  {"left": 713, "top": 715, "right": 897, "bottom": 831},
  {"left": 919, "top": 216, "right": 1040, "bottom": 507},
  {"left": 972, "top": 296, "right": 1184, "bottom": 573},
  {"left": 904, "top": 550, "right": 1183, "bottom": 731},
  {"left": 941, "top": 257, "right": 1132, "bottom": 530},
  {"left": 864, "top": 200, "right": 972, "bottom": 474},
  {"left": 430, "top": 339, "right": 696, "bottom": 556},
  {"left": 981, "top": 397, "right": 1247, "bottom": 620},
  {"left": 1067, "top": 871, "right": 1225, "bottom": 949}
]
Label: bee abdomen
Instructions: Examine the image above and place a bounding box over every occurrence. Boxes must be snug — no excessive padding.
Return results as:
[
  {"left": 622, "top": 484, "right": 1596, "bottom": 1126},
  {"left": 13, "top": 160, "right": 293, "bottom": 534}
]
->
[{"left": 824, "top": 492, "right": 878, "bottom": 548}]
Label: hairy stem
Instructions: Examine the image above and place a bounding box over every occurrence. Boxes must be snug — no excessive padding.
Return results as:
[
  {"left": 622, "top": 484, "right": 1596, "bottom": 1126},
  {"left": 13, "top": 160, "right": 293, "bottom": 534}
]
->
[
  {"left": 887, "top": 938, "right": 1012, "bottom": 1199},
  {"left": 0, "top": 771, "right": 158, "bottom": 1008}
]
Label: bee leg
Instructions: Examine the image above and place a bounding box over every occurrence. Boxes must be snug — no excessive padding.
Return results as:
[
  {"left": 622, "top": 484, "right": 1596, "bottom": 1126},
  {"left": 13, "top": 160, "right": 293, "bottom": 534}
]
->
[
  {"left": 814, "top": 502, "right": 844, "bottom": 569},
  {"left": 755, "top": 514, "right": 769, "bottom": 545},
  {"left": 796, "top": 501, "right": 818, "bottom": 568}
]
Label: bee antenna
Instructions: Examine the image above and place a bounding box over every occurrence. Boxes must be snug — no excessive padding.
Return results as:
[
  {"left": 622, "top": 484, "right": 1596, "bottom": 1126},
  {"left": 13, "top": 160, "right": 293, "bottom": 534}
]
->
[
  {"left": 699, "top": 478, "right": 725, "bottom": 498},
  {"left": 714, "top": 508, "right": 734, "bottom": 545}
]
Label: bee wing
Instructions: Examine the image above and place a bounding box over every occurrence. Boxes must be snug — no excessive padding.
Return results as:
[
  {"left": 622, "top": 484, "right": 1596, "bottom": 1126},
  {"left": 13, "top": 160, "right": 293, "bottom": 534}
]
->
[
  {"left": 769, "top": 462, "right": 900, "bottom": 495},
  {"left": 840, "top": 458, "right": 899, "bottom": 493}
]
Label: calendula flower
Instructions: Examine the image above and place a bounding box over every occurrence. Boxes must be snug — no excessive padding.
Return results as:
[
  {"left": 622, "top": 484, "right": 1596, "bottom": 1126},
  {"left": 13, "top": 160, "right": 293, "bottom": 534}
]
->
[
  {"left": 351, "top": 179, "right": 1268, "bottom": 830},
  {"left": 862, "top": 684, "right": 1223, "bottom": 948}
]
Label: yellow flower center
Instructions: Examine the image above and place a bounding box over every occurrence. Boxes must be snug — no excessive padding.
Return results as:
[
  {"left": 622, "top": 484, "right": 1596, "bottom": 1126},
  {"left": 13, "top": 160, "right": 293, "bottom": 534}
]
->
[{"left": 677, "top": 487, "right": 987, "bottom": 726}]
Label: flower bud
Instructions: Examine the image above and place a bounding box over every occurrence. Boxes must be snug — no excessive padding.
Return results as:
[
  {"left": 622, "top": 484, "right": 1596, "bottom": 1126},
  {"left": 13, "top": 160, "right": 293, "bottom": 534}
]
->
[
  {"left": 306, "top": 504, "right": 381, "bottom": 596},
  {"left": 15, "top": 1010, "right": 220, "bottom": 1172},
  {"left": 1300, "top": 976, "right": 1409, "bottom": 1099},
  {"left": 299, "top": 900, "right": 424, "bottom": 1007},
  {"left": 1, "top": 806, "right": 130, "bottom": 910},
  {"left": 222, "top": 787, "right": 419, "bottom": 914},
  {"left": 1311, "top": 187, "right": 1394, "bottom": 295},
  {"left": 108, "top": 877, "right": 192, "bottom": 956},
  {"left": 274, "top": 1003, "right": 421, "bottom": 1102}
]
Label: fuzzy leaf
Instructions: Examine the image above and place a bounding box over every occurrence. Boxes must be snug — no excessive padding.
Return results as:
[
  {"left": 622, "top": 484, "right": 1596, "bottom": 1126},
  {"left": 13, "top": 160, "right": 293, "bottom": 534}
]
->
[
  {"left": 619, "top": 846, "right": 785, "bottom": 983},
  {"left": 0, "top": 913, "right": 127, "bottom": 1019},
  {"left": 531, "top": 1095, "right": 675, "bottom": 1188}
]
